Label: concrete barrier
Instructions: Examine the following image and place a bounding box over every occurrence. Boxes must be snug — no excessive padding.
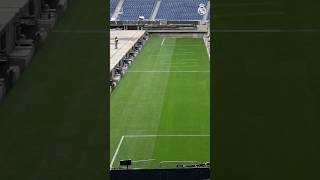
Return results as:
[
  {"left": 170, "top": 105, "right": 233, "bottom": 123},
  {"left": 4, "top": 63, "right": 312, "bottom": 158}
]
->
[{"left": 0, "top": 81, "right": 6, "bottom": 102}]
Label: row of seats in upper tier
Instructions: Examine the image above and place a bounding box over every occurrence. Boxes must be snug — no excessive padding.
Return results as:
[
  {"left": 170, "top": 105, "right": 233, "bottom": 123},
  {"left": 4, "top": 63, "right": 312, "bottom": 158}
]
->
[{"left": 110, "top": 0, "right": 210, "bottom": 20}]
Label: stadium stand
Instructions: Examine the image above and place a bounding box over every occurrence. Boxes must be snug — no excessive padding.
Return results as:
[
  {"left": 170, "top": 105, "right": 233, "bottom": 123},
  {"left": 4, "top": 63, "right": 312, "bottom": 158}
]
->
[
  {"left": 110, "top": 1, "right": 211, "bottom": 179},
  {"left": 156, "top": 0, "right": 208, "bottom": 20},
  {"left": 109, "top": 0, "right": 210, "bottom": 90},
  {"left": 110, "top": 0, "right": 117, "bottom": 17},
  {"left": 111, "top": 0, "right": 210, "bottom": 21},
  {"left": 119, "top": 0, "right": 157, "bottom": 20}
]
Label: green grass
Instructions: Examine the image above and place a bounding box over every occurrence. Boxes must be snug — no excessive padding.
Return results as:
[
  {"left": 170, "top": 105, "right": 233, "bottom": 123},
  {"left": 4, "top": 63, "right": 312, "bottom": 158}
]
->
[
  {"left": 0, "top": 0, "right": 107, "bottom": 179},
  {"left": 110, "top": 37, "right": 210, "bottom": 169}
]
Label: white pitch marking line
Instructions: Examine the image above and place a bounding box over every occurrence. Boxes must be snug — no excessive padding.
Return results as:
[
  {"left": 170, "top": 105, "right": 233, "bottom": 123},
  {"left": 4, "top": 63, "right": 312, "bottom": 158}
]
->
[
  {"left": 177, "top": 59, "right": 198, "bottom": 60},
  {"left": 110, "top": 134, "right": 209, "bottom": 168},
  {"left": 165, "top": 45, "right": 202, "bottom": 47},
  {"left": 174, "top": 53, "right": 194, "bottom": 56},
  {"left": 161, "top": 38, "right": 165, "bottom": 46},
  {"left": 150, "top": 55, "right": 171, "bottom": 57},
  {"left": 161, "top": 62, "right": 198, "bottom": 64},
  {"left": 127, "top": 71, "right": 210, "bottom": 73},
  {"left": 132, "top": 159, "right": 157, "bottom": 163},
  {"left": 160, "top": 160, "right": 199, "bottom": 163},
  {"left": 203, "top": 37, "right": 210, "bottom": 60},
  {"left": 125, "top": 134, "right": 210, "bottom": 138},
  {"left": 110, "top": 135, "right": 125, "bottom": 168}
]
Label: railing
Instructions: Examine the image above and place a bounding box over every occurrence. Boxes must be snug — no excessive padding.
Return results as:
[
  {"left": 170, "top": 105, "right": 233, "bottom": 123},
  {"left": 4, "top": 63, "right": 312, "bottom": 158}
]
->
[{"left": 110, "top": 20, "right": 201, "bottom": 26}]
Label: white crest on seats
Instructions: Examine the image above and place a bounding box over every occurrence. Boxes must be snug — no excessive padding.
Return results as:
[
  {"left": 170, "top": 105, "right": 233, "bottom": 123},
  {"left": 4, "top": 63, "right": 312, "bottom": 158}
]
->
[{"left": 198, "top": 3, "right": 207, "bottom": 15}]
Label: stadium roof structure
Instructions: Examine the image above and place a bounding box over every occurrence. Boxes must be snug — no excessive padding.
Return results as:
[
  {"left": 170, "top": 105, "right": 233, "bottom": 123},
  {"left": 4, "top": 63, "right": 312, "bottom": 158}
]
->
[{"left": 110, "top": 30, "right": 145, "bottom": 72}]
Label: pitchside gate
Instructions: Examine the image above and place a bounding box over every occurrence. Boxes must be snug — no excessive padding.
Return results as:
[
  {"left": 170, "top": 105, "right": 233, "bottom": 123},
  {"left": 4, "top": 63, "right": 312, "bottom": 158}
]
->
[{"left": 110, "top": 167, "right": 210, "bottom": 180}]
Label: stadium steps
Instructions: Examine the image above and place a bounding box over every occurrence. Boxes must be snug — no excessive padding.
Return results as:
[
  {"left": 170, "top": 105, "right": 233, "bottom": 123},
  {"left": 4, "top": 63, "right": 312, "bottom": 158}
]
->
[
  {"left": 150, "top": 0, "right": 161, "bottom": 20},
  {"left": 111, "top": 0, "right": 125, "bottom": 20}
]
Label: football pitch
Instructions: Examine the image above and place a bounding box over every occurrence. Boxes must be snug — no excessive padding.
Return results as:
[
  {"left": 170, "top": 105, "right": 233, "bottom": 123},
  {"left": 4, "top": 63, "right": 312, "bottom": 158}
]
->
[{"left": 110, "top": 37, "right": 210, "bottom": 169}]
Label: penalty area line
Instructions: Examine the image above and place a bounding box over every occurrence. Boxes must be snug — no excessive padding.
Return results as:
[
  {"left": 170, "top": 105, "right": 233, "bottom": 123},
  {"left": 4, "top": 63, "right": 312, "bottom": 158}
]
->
[
  {"left": 125, "top": 134, "right": 210, "bottom": 138},
  {"left": 110, "top": 136, "right": 125, "bottom": 168},
  {"left": 109, "top": 134, "right": 209, "bottom": 168},
  {"left": 132, "top": 159, "right": 157, "bottom": 163},
  {"left": 161, "top": 38, "right": 165, "bottom": 46}
]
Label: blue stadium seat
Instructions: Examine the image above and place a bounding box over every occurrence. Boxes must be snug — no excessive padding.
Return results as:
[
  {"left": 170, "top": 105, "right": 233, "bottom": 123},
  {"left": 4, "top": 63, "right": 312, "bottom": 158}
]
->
[
  {"left": 110, "top": 0, "right": 117, "bottom": 17},
  {"left": 119, "top": 0, "right": 157, "bottom": 20},
  {"left": 110, "top": 0, "right": 210, "bottom": 21},
  {"left": 156, "top": 0, "right": 208, "bottom": 20}
]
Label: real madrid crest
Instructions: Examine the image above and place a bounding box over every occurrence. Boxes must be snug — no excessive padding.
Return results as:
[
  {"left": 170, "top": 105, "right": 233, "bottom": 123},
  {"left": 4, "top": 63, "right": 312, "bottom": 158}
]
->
[{"left": 198, "top": 3, "right": 207, "bottom": 15}]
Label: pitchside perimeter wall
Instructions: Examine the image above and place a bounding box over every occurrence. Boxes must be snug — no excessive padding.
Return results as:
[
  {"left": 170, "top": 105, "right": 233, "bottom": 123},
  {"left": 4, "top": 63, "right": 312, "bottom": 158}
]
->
[{"left": 150, "top": 32, "right": 206, "bottom": 38}]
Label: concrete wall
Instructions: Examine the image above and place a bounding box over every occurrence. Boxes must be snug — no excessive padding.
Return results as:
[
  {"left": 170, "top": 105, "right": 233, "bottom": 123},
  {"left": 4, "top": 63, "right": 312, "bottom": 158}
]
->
[
  {"left": 0, "top": 82, "right": 6, "bottom": 102},
  {"left": 0, "top": 17, "right": 16, "bottom": 53},
  {"left": 45, "top": 0, "right": 59, "bottom": 9},
  {"left": 31, "top": 0, "right": 43, "bottom": 18},
  {"left": 13, "top": 0, "right": 43, "bottom": 18}
]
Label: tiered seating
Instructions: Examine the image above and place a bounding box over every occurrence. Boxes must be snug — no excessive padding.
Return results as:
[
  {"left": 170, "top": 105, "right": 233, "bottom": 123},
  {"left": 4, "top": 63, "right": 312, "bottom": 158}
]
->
[
  {"left": 119, "top": 0, "right": 156, "bottom": 20},
  {"left": 156, "top": 0, "right": 208, "bottom": 20},
  {"left": 110, "top": 0, "right": 117, "bottom": 17}
]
